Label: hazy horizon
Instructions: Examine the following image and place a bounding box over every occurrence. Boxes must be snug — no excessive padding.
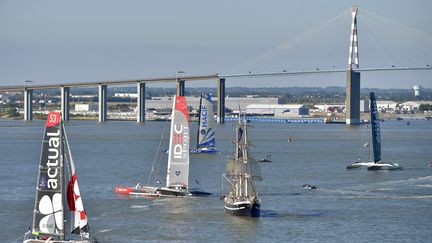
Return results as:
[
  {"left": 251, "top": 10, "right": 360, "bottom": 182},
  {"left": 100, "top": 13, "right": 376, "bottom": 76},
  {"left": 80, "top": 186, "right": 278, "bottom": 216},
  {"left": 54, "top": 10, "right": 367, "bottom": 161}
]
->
[{"left": 1, "top": 0, "right": 431, "bottom": 88}]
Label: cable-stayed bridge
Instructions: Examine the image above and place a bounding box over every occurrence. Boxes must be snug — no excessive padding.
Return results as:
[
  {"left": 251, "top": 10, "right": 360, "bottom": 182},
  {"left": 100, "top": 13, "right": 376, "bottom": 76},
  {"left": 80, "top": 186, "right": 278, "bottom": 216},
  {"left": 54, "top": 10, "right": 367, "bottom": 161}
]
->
[{"left": 0, "top": 6, "right": 431, "bottom": 124}]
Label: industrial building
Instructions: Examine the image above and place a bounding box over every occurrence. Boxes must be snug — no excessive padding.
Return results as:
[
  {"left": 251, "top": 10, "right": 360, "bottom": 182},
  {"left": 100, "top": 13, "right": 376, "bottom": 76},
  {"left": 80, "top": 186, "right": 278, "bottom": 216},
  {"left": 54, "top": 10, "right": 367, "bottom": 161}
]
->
[
  {"left": 146, "top": 96, "right": 279, "bottom": 111},
  {"left": 74, "top": 103, "right": 98, "bottom": 111},
  {"left": 245, "top": 104, "right": 309, "bottom": 118}
]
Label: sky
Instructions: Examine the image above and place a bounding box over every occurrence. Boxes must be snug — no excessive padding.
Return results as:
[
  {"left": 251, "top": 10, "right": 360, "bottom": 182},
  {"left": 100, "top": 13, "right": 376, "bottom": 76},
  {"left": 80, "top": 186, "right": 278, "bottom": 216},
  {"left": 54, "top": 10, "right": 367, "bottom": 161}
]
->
[{"left": 1, "top": 0, "right": 431, "bottom": 88}]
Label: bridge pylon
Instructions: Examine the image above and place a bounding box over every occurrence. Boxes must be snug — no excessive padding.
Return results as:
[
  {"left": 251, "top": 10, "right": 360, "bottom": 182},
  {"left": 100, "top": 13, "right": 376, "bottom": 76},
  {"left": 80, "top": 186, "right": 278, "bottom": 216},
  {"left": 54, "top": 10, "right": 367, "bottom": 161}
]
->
[{"left": 346, "top": 6, "right": 360, "bottom": 125}]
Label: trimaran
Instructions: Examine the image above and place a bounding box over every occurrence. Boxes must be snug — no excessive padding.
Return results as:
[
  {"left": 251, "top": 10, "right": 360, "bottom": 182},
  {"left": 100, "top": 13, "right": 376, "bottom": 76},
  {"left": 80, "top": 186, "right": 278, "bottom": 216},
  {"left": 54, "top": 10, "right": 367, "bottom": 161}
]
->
[
  {"left": 115, "top": 95, "right": 211, "bottom": 197},
  {"left": 23, "top": 112, "right": 96, "bottom": 243},
  {"left": 346, "top": 92, "right": 402, "bottom": 170}
]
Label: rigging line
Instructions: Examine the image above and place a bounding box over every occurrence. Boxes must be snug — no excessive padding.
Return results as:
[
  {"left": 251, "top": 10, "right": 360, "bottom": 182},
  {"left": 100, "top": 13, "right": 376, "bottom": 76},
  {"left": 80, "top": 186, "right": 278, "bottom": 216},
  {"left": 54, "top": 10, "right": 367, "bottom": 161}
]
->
[
  {"left": 228, "top": 8, "right": 350, "bottom": 73},
  {"left": 359, "top": 18, "right": 405, "bottom": 67},
  {"left": 361, "top": 9, "right": 432, "bottom": 62},
  {"left": 362, "top": 8, "right": 432, "bottom": 46},
  {"left": 146, "top": 118, "right": 170, "bottom": 185},
  {"left": 244, "top": 10, "right": 349, "bottom": 72}
]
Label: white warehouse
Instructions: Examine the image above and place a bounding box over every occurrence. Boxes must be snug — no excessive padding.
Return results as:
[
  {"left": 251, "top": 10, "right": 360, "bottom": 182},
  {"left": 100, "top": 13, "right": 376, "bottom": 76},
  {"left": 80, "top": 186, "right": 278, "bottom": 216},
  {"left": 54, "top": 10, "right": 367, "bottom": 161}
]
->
[{"left": 245, "top": 104, "right": 309, "bottom": 118}]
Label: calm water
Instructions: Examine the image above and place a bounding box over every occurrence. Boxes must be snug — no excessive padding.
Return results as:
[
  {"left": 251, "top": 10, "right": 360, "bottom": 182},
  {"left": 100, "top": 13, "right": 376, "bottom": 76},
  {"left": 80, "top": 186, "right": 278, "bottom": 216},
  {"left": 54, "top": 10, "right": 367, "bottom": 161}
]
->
[{"left": 0, "top": 119, "right": 431, "bottom": 242}]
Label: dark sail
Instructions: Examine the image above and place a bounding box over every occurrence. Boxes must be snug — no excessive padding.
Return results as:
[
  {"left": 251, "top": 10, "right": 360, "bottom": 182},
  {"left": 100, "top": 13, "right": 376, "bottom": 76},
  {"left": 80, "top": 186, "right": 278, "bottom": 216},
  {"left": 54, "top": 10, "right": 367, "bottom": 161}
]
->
[
  {"left": 31, "top": 112, "right": 64, "bottom": 237},
  {"left": 370, "top": 92, "right": 381, "bottom": 162}
]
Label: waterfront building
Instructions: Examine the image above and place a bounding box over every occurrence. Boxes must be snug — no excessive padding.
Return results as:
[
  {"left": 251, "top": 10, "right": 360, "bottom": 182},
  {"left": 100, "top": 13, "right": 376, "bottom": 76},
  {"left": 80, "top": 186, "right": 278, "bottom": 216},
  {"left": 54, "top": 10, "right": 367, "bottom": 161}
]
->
[
  {"left": 245, "top": 104, "right": 309, "bottom": 117},
  {"left": 75, "top": 103, "right": 98, "bottom": 111}
]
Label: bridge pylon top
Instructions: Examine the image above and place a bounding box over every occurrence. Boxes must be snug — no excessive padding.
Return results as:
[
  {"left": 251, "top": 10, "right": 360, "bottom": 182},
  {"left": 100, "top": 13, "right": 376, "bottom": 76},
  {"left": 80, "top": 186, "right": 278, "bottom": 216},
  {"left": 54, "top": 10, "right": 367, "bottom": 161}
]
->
[{"left": 348, "top": 6, "right": 359, "bottom": 70}]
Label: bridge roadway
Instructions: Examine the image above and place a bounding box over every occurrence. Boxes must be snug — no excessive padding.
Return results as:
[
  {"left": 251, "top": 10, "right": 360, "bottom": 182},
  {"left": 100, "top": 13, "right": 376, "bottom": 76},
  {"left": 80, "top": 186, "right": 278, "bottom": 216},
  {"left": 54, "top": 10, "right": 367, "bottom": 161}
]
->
[{"left": 0, "top": 66, "right": 430, "bottom": 124}]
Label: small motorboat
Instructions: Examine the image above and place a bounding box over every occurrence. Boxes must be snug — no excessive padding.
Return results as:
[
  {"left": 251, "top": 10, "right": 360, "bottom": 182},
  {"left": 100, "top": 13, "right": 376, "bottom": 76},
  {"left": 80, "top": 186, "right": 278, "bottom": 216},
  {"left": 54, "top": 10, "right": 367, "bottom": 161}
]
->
[
  {"left": 303, "top": 184, "right": 317, "bottom": 190},
  {"left": 259, "top": 154, "right": 272, "bottom": 163}
]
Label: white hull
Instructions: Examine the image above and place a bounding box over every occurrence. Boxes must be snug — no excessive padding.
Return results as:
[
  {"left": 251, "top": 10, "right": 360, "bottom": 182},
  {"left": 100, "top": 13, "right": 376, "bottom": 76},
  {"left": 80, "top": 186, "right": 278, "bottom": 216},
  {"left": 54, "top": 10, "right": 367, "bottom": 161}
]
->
[
  {"left": 347, "top": 161, "right": 402, "bottom": 170},
  {"left": 24, "top": 240, "right": 93, "bottom": 243}
]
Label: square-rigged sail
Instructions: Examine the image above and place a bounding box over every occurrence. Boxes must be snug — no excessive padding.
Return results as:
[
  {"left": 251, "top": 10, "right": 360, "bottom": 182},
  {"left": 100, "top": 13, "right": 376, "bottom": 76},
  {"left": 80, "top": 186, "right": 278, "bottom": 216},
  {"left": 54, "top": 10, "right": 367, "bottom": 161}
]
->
[{"left": 166, "top": 96, "right": 190, "bottom": 188}]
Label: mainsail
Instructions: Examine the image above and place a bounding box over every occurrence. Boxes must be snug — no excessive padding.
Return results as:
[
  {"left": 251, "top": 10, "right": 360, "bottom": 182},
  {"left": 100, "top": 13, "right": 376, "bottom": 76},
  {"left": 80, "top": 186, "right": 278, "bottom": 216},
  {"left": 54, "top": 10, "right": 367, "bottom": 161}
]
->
[
  {"left": 26, "top": 111, "right": 93, "bottom": 242},
  {"left": 197, "top": 93, "right": 215, "bottom": 149},
  {"left": 64, "top": 124, "right": 90, "bottom": 238},
  {"left": 370, "top": 92, "right": 381, "bottom": 162},
  {"left": 166, "top": 96, "right": 190, "bottom": 188},
  {"left": 31, "top": 112, "right": 64, "bottom": 237}
]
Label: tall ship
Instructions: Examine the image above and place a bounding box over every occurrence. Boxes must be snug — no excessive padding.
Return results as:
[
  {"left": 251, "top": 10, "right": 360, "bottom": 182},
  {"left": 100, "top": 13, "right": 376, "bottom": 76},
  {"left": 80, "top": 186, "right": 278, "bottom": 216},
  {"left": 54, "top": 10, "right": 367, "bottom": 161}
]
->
[
  {"left": 191, "top": 93, "right": 217, "bottom": 154},
  {"left": 223, "top": 116, "right": 262, "bottom": 217},
  {"left": 23, "top": 112, "right": 96, "bottom": 243},
  {"left": 346, "top": 92, "right": 402, "bottom": 170}
]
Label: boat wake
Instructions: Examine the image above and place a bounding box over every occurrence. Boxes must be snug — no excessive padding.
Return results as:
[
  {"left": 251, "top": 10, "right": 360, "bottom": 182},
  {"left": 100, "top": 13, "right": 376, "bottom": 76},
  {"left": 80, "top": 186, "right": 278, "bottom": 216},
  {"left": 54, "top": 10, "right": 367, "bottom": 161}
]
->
[
  {"left": 130, "top": 205, "right": 150, "bottom": 209},
  {"left": 97, "top": 229, "right": 113, "bottom": 233}
]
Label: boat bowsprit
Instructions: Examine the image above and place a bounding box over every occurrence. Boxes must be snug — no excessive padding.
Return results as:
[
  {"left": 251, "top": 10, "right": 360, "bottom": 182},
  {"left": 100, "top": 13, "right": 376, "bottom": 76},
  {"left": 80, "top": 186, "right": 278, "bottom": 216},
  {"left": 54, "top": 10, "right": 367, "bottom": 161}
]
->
[{"left": 115, "top": 184, "right": 160, "bottom": 197}]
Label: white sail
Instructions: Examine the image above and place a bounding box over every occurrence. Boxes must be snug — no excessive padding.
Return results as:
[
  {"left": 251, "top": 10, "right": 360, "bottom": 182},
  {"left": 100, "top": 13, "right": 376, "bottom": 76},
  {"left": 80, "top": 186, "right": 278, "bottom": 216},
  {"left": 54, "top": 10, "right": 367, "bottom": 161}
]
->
[
  {"left": 166, "top": 96, "right": 190, "bottom": 188},
  {"left": 197, "top": 93, "right": 215, "bottom": 149},
  {"left": 64, "top": 124, "right": 90, "bottom": 238}
]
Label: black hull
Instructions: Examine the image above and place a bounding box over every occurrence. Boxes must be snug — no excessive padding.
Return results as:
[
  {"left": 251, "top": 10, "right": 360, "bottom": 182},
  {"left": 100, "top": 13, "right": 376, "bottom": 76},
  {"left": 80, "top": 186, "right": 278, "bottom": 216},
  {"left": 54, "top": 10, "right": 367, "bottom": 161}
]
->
[
  {"left": 157, "top": 188, "right": 189, "bottom": 197},
  {"left": 224, "top": 202, "right": 260, "bottom": 217}
]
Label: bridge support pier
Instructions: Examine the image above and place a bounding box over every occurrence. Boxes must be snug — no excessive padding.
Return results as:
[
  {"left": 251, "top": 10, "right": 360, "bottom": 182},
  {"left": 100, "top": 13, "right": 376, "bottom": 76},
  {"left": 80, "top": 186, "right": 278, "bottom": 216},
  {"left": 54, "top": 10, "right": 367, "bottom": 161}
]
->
[
  {"left": 137, "top": 83, "right": 146, "bottom": 123},
  {"left": 98, "top": 84, "right": 107, "bottom": 122},
  {"left": 217, "top": 78, "right": 226, "bottom": 123},
  {"left": 176, "top": 80, "right": 185, "bottom": 96},
  {"left": 61, "top": 87, "right": 70, "bottom": 121},
  {"left": 346, "top": 70, "right": 360, "bottom": 125},
  {"left": 24, "top": 89, "right": 33, "bottom": 121}
]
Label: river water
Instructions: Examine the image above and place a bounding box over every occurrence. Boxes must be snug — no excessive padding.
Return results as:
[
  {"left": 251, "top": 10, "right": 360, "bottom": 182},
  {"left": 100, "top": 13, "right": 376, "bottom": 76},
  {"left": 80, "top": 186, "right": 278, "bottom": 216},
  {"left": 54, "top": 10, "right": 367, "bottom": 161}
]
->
[{"left": 0, "top": 119, "right": 431, "bottom": 242}]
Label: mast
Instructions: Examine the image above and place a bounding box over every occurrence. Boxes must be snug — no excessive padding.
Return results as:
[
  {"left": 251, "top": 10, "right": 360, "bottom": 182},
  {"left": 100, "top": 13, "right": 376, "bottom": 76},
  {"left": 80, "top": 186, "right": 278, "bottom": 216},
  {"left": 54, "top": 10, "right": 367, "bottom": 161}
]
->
[
  {"left": 196, "top": 93, "right": 203, "bottom": 148},
  {"left": 60, "top": 120, "right": 65, "bottom": 241},
  {"left": 368, "top": 121, "right": 371, "bottom": 162}
]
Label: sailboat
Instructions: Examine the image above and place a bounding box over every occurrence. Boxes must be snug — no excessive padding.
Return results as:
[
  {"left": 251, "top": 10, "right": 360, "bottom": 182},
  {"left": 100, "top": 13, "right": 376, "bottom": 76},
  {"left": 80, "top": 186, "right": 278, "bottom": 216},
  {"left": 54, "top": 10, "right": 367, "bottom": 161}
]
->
[
  {"left": 346, "top": 92, "right": 402, "bottom": 170},
  {"left": 190, "top": 93, "right": 218, "bottom": 154},
  {"left": 223, "top": 115, "right": 262, "bottom": 217},
  {"left": 23, "top": 112, "right": 96, "bottom": 243},
  {"left": 115, "top": 96, "right": 211, "bottom": 197}
]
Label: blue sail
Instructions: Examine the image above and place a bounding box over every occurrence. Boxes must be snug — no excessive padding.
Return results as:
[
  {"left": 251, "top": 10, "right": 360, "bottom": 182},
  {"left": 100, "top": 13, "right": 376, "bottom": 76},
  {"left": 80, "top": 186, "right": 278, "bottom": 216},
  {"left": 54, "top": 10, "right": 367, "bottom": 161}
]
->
[
  {"left": 197, "top": 93, "right": 216, "bottom": 149},
  {"left": 370, "top": 92, "right": 381, "bottom": 162}
]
